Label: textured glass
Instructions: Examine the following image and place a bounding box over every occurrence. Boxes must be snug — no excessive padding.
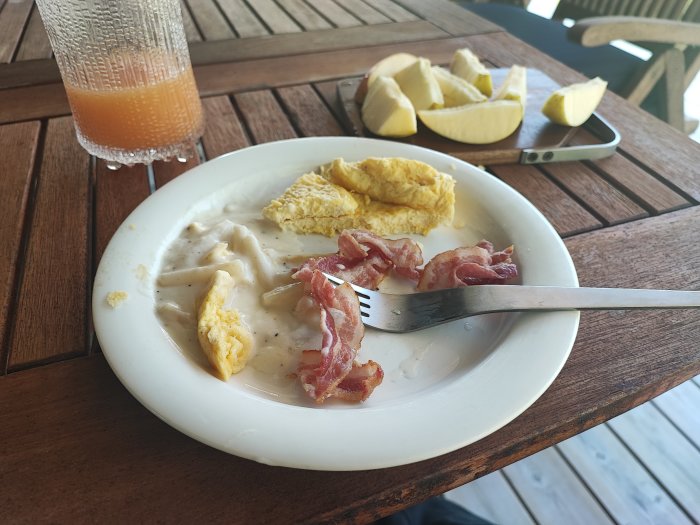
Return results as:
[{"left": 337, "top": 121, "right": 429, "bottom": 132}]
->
[{"left": 35, "top": 0, "right": 204, "bottom": 166}]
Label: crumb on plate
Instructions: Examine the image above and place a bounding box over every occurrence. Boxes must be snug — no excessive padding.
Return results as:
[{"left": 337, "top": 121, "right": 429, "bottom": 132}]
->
[{"left": 106, "top": 291, "right": 129, "bottom": 308}]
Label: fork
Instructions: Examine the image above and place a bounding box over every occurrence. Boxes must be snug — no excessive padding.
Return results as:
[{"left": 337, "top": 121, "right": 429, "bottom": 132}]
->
[{"left": 323, "top": 274, "right": 700, "bottom": 333}]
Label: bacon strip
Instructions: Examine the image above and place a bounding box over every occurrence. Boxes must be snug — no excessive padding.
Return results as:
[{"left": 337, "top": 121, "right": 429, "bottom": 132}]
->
[
  {"left": 298, "top": 351, "right": 383, "bottom": 403},
  {"left": 417, "top": 241, "right": 517, "bottom": 291},
  {"left": 297, "top": 270, "right": 368, "bottom": 403},
  {"left": 293, "top": 252, "right": 392, "bottom": 290},
  {"left": 293, "top": 229, "right": 423, "bottom": 289},
  {"left": 338, "top": 230, "right": 423, "bottom": 281},
  {"left": 333, "top": 360, "right": 384, "bottom": 402},
  {"left": 293, "top": 233, "right": 515, "bottom": 403}
]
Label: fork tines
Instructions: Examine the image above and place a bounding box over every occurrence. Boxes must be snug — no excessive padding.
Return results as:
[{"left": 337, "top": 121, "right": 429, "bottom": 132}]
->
[{"left": 322, "top": 273, "right": 371, "bottom": 315}]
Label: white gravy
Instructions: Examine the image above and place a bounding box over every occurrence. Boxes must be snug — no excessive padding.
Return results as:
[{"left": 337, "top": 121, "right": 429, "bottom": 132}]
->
[{"left": 155, "top": 215, "right": 326, "bottom": 392}]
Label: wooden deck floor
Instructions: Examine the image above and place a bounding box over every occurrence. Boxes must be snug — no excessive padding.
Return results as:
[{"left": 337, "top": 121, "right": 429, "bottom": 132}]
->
[{"left": 446, "top": 374, "right": 700, "bottom": 524}]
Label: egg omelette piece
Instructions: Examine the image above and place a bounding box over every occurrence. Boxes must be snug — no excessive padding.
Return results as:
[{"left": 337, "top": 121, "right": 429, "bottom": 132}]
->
[
  {"left": 357, "top": 200, "right": 444, "bottom": 235},
  {"left": 262, "top": 172, "right": 367, "bottom": 232},
  {"left": 274, "top": 202, "right": 441, "bottom": 236},
  {"left": 322, "top": 157, "right": 455, "bottom": 223},
  {"left": 262, "top": 157, "right": 456, "bottom": 237},
  {"left": 197, "top": 269, "right": 253, "bottom": 381}
]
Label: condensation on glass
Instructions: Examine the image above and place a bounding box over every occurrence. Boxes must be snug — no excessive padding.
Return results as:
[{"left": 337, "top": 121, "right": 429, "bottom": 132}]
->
[{"left": 35, "top": 0, "right": 204, "bottom": 167}]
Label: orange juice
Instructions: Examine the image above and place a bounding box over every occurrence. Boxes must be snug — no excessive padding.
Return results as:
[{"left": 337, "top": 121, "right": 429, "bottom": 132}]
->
[{"left": 65, "top": 67, "right": 203, "bottom": 150}]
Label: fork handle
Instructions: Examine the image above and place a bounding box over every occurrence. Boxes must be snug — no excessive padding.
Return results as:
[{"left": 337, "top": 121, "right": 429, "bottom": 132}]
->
[{"left": 462, "top": 285, "right": 700, "bottom": 316}]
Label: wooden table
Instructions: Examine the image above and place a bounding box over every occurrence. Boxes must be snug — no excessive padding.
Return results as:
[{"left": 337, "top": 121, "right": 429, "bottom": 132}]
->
[{"left": 1, "top": 0, "right": 699, "bottom": 522}]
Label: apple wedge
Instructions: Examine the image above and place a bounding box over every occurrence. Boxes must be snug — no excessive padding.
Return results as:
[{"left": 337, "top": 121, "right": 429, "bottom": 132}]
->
[
  {"left": 450, "top": 48, "right": 493, "bottom": 97},
  {"left": 432, "top": 66, "right": 487, "bottom": 107},
  {"left": 542, "top": 77, "right": 607, "bottom": 126},
  {"left": 418, "top": 100, "right": 523, "bottom": 144},
  {"left": 354, "top": 52, "right": 418, "bottom": 103},
  {"left": 394, "top": 57, "right": 444, "bottom": 111},
  {"left": 493, "top": 65, "right": 527, "bottom": 110},
  {"left": 361, "top": 75, "right": 417, "bottom": 137}
]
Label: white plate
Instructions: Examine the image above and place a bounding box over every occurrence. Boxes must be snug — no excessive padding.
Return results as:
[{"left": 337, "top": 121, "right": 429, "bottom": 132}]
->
[{"left": 93, "top": 137, "right": 579, "bottom": 471}]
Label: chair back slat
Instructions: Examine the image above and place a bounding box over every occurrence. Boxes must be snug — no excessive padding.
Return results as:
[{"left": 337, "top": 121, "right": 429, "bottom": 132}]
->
[
  {"left": 554, "top": 0, "right": 693, "bottom": 20},
  {"left": 657, "top": 0, "right": 684, "bottom": 18},
  {"left": 683, "top": 0, "right": 700, "bottom": 22}
]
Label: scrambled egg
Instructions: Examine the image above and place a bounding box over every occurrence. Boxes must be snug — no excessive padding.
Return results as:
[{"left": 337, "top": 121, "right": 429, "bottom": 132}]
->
[
  {"left": 197, "top": 270, "right": 253, "bottom": 381},
  {"left": 262, "top": 157, "right": 455, "bottom": 236}
]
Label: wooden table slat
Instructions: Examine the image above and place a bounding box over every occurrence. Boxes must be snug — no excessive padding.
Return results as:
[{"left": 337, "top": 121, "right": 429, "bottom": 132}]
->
[
  {"left": 277, "top": 0, "right": 332, "bottom": 31},
  {"left": 94, "top": 162, "right": 150, "bottom": 263},
  {"left": 0, "top": 120, "right": 40, "bottom": 367},
  {"left": 217, "top": 0, "right": 270, "bottom": 38},
  {"left": 180, "top": 0, "right": 204, "bottom": 43},
  {"left": 234, "top": 90, "right": 298, "bottom": 143},
  {"left": 568, "top": 129, "right": 691, "bottom": 215},
  {"left": 185, "top": 0, "right": 236, "bottom": 40},
  {"left": 392, "top": 0, "right": 502, "bottom": 36},
  {"left": 14, "top": 5, "right": 52, "bottom": 61},
  {"left": 0, "top": 81, "right": 68, "bottom": 124},
  {"left": 276, "top": 84, "right": 344, "bottom": 137},
  {"left": 0, "top": 59, "right": 59, "bottom": 90},
  {"left": 188, "top": 18, "right": 450, "bottom": 66},
  {"left": 615, "top": 127, "right": 700, "bottom": 204},
  {"left": 364, "top": 0, "right": 419, "bottom": 22},
  {"left": 313, "top": 79, "right": 356, "bottom": 132},
  {"left": 0, "top": 0, "right": 33, "bottom": 63},
  {"left": 200, "top": 95, "right": 251, "bottom": 159},
  {"left": 153, "top": 156, "right": 201, "bottom": 189},
  {"left": 541, "top": 161, "right": 648, "bottom": 225},
  {"left": 310, "top": 0, "right": 363, "bottom": 28},
  {"left": 340, "top": 0, "right": 393, "bottom": 24},
  {"left": 245, "top": 0, "right": 302, "bottom": 34},
  {"left": 491, "top": 164, "right": 603, "bottom": 237},
  {"left": 193, "top": 36, "right": 478, "bottom": 99},
  {"left": 8, "top": 117, "right": 90, "bottom": 368}
]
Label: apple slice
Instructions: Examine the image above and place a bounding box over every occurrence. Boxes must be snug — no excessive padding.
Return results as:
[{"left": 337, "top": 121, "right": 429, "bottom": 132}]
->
[
  {"left": 493, "top": 65, "right": 527, "bottom": 111},
  {"left": 361, "top": 76, "right": 417, "bottom": 137},
  {"left": 418, "top": 100, "right": 523, "bottom": 144},
  {"left": 368, "top": 53, "right": 418, "bottom": 86},
  {"left": 431, "top": 66, "right": 487, "bottom": 107},
  {"left": 354, "top": 52, "right": 418, "bottom": 103},
  {"left": 394, "top": 57, "right": 444, "bottom": 111},
  {"left": 450, "top": 48, "right": 493, "bottom": 97},
  {"left": 541, "top": 77, "right": 607, "bottom": 126}
]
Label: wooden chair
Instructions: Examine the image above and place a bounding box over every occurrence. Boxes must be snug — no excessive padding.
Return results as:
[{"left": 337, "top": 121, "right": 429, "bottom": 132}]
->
[{"left": 462, "top": 0, "right": 700, "bottom": 133}]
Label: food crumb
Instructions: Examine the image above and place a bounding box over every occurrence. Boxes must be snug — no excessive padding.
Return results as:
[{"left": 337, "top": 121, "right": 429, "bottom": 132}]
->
[
  {"left": 106, "top": 291, "right": 129, "bottom": 308},
  {"left": 135, "top": 264, "right": 149, "bottom": 280}
]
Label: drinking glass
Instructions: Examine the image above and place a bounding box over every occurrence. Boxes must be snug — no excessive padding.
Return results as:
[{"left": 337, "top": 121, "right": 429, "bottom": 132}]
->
[{"left": 35, "top": 0, "right": 204, "bottom": 168}]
